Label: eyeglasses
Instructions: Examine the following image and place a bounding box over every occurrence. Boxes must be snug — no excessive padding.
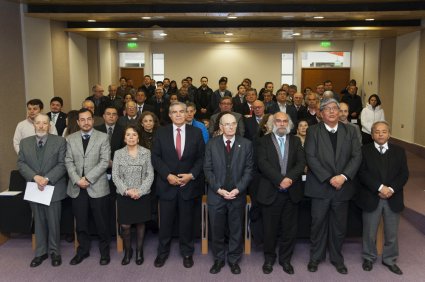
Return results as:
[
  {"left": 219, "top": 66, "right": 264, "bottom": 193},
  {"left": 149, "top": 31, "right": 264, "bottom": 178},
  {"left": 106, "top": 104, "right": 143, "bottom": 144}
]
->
[
  {"left": 221, "top": 122, "right": 237, "bottom": 128},
  {"left": 322, "top": 106, "right": 339, "bottom": 112}
]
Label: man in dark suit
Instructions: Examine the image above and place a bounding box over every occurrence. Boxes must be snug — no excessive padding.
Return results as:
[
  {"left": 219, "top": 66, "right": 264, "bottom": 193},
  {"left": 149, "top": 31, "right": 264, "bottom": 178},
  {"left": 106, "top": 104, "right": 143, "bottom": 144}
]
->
[
  {"left": 232, "top": 84, "right": 246, "bottom": 114},
  {"left": 95, "top": 106, "right": 125, "bottom": 235},
  {"left": 210, "top": 77, "right": 232, "bottom": 114},
  {"left": 85, "top": 84, "right": 109, "bottom": 117},
  {"left": 65, "top": 108, "right": 111, "bottom": 266},
  {"left": 235, "top": 88, "right": 257, "bottom": 117},
  {"left": 135, "top": 90, "right": 155, "bottom": 115},
  {"left": 151, "top": 102, "right": 205, "bottom": 268},
  {"left": 256, "top": 112, "right": 306, "bottom": 275},
  {"left": 17, "top": 114, "right": 67, "bottom": 267},
  {"left": 244, "top": 100, "right": 265, "bottom": 141},
  {"left": 148, "top": 87, "right": 168, "bottom": 125},
  {"left": 138, "top": 75, "right": 156, "bottom": 100},
  {"left": 298, "top": 92, "right": 320, "bottom": 126},
  {"left": 357, "top": 121, "right": 409, "bottom": 275},
  {"left": 47, "top": 97, "right": 67, "bottom": 136},
  {"left": 304, "top": 98, "right": 362, "bottom": 274},
  {"left": 106, "top": 84, "right": 123, "bottom": 113},
  {"left": 269, "top": 89, "right": 298, "bottom": 125},
  {"left": 204, "top": 113, "right": 254, "bottom": 275},
  {"left": 117, "top": 101, "right": 139, "bottom": 128},
  {"left": 209, "top": 97, "right": 245, "bottom": 137}
]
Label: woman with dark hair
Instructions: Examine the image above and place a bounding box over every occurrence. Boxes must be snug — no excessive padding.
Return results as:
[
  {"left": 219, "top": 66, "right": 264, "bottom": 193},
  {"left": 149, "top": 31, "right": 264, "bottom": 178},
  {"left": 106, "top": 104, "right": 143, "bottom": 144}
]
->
[
  {"left": 121, "top": 93, "right": 135, "bottom": 116},
  {"left": 62, "top": 110, "right": 79, "bottom": 137},
  {"left": 137, "top": 111, "right": 160, "bottom": 150},
  {"left": 112, "top": 125, "right": 154, "bottom": 266},
  {"left": 360, "top": 94, "right": 385, "bottom": 144},
  {"left": 296, "top": 119, "right": 309, "bottom": 146},
  {"left": 169, "top": 80, "right": 178, "bottom": 94}
]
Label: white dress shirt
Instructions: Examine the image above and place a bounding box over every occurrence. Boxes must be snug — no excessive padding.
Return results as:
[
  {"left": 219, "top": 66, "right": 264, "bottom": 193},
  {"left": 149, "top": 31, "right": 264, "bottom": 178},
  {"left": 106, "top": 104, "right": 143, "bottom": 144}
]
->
[{"left": 173, "top": 123, "right": 186, "bottom": 156}]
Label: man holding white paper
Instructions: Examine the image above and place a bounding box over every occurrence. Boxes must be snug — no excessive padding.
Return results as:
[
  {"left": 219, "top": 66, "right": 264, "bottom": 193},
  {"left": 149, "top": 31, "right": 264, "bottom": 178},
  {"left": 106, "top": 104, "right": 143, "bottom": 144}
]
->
[{"left": 17, "top": 113, "right": 67, "bottom": 268}]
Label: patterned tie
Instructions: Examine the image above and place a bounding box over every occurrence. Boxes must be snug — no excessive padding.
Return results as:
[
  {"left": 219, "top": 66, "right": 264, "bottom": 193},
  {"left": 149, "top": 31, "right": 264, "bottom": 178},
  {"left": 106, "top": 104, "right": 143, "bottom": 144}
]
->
[
  {"left": 226, "top": 140, "right": 231, "bottom": 153},
  {"left": 108, "top": 127, "right": 113, "bottom": 141},
  {"left": 379, "top": 145, "right": 384, "bottom": 154},
  {"left": 38, "top": 140, "right": 43, "bottom": 148},
  {"left": 51, "top": 113, "right": 57, "bottom": 124},
  {"left": 83, "top": 134, "right": 90, "bottom": 140},
  {"left": 138, "top": 106, "right": 142, "bottom": 114},
  {"left": 176, "top": 128, "right": 182, "bottom": 160},
  {"left": 330, "top": 129, "right": 336, "bottom": 133},
  {"left": 279, "top": 137, "right": 285, "bottom": 159}
]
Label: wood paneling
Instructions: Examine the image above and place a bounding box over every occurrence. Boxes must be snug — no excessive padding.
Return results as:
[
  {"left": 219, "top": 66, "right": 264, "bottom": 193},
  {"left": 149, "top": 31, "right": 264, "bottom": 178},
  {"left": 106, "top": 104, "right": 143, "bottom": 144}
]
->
[
  {"left": 301, "top": 68, "right": 351, "bottom": 98},
  {"left": 120, "top": 68, "right": 144, "bottom": 89}
]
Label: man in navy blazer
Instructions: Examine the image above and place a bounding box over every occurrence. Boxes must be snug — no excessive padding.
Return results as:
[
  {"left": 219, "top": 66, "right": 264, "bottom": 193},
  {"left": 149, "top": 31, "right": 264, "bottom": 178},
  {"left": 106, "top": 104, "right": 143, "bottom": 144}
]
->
[
  {"left": 304, "top": 98, "right": 362, "bottom": 274},
  {"left": 204, "top": 113, "right": 254, "bottom": 275},
  {"left": 256, "top": 112, "right": 306, "bottom": 275},
  {"left": 47, "top": 97, "right": 67, "bottom": 136},
  {"left": 151, "top": 102, "right": 205, "bottom": 269},
  {"left": 357, "top": 121, "right": 408, "bottom": 275}
]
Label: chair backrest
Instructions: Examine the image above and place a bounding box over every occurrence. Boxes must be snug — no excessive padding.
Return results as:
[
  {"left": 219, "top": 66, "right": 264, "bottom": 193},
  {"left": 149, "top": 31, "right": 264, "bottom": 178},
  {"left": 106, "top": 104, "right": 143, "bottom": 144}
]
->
[{"left": 9, "top": 170, "right": 26, "bottom": 191}]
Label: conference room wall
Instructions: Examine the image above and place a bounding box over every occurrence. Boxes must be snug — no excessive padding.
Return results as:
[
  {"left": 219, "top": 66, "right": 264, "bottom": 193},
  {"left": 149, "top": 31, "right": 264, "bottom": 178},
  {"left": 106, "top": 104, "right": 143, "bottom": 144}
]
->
[
  {"left": 0, "top": 2, "right": 26, "bottom": 190},
  {"left": 414, "top": 29, "right": 425, "bottom": 146}
]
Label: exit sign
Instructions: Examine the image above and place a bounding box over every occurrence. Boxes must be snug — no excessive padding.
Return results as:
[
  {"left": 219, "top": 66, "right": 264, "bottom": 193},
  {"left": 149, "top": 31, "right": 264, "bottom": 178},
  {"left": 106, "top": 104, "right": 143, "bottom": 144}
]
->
[
  {"left": 320, "top": 41, "right": 331, "bottom": 47},
  {"left": 127, "top": 42, "right": 138, "bottom": 49}
]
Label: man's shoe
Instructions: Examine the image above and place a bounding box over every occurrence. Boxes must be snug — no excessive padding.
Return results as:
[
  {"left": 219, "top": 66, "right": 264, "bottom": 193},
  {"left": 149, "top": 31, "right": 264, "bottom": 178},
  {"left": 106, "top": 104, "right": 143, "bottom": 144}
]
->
[
  {"left": 209, "top": 260, "right": 225, "bottom": 274},
  {"left": 51, "top": 254, "right": 62, "bottom": 267},
  {"left": 382, "top": 262, "right": 403, "bottom": 275},
  {"left": 100, "top": 256, "right": 110, "bottom": 265},
  {"left": 281, "top": 262, "right": 294, "bottom": 275},
  {"left": 307, "top": 260, "right": 319, "bottom": 272},
  {"left": 30, "top": 254, "right": 48, "bottom": 267},
  {"left": 331, "top": 262, "right": 348, "bottom": 274},
  {"left": 183, "top": 256, "right": 194, "bottom": 268},
  {"left": 229, "top": 263, "right": 241, "bottom": 274},
  {"left": 69, "top": 253, "right": 89, "bottom": 265},
  {"left": 262, "top": 262, "right": 273, "bottom": 274},
  {"left": 154, "top": 256, "right": 167, "bottom": 268},
  {"left": 362, "top": 259, "right": 373, "bottom": 271}
]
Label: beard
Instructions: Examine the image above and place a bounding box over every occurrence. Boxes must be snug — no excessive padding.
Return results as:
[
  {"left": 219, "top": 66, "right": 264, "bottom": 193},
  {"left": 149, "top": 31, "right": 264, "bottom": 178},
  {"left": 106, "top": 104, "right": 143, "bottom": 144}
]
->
[
  {"left": 273, "top": 125, "right": 290, "bottom": 137},
  {"left": 35, "top": 131, "right": 47, "bottom": 138}
]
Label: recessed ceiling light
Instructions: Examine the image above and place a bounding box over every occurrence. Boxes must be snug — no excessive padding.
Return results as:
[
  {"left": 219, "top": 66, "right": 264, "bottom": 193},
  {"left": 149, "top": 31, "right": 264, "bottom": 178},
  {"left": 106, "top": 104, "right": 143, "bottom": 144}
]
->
[
  {"left": 224, "top": 40, "right": 230, "bottom": 43},
  {"left": 292, "top": 33, "right": 301, "bottom": 36},
  {"left": 313, "top": 16, "right": 324, "bottom": 19},
  {"left": 225, "top": 32, "right": 233, "bottom": 36},
  {"left": 159, "top": 33, "right": 167, "bottom": 36},
  {"left": 141, "top": 16, "right": 151, "bottom": 20},
  {"left": 87, "top": 19, "right": 96, "bottom": 22},
  {"left": 283, "top": 15, "right": 295, "bottom": 19},
  {"left": 227, "top": 16, "right": 238, "bottom": 19},
  {"left": 131, "top": 37, "right": 138, "bottom": 41},
  {"left": 365, "top": 18, "right": 375, "bottom": 21}
]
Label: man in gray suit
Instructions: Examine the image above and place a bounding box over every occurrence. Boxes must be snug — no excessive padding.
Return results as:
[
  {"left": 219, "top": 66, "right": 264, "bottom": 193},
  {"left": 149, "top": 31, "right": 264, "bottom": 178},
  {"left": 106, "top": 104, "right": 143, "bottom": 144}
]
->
[
  {"left": 305, "top": 98, "right": 362, "bottom": 274},
  {"left": 204, "top": 113, "right": 254, "bottom": 275},
  {"left": 17, "top": 114, "right": 67, "bottom": 267},
  {"left": 65, "top": 108, "right": 111, "bottom": 266}
]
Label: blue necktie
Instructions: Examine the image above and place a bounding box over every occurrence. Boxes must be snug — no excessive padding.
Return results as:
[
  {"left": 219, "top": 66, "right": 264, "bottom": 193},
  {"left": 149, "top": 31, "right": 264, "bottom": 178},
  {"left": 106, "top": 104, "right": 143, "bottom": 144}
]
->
[{"left": 279, "top": 137, "right": 285, "bottom": 159}]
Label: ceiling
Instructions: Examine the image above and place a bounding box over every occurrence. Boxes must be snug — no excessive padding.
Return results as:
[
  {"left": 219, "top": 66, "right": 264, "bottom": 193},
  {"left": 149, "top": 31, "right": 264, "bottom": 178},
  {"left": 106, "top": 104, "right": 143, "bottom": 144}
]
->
[{"left": 17, "top": 0, "right": 425, "bottom": 42}]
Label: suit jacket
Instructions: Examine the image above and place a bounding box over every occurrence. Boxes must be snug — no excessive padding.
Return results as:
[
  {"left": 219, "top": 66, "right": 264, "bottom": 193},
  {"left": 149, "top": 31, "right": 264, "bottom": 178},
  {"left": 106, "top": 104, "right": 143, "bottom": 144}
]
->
[
  {"left": 209, "top": 111, "right": 245, "bottom": 137},
  {"left": 106, "top": 95, "right": 123, "bottom": 112},
  {"left": 85, "top": 95, "right": 109, "bottom": 116},
  {"left": 357, "top": 143, "right": 409, "bottom": 213},
  {"left": 304, "top": 122, "right": 362, "bottom": 201},
  {"left": 204, "top": 135, "right": 254, "bottom": 206},
  {"left": 151, "top": 124, "right": 205, "bottom": 201},
  {"left": 95, "top": 123, "right": 125, "bottom": 161},
  {"left": 235, "top": 102, "right": 251, "bottom": 116},
  {"left": 232, "top": 96, "right": 246, "bottom": 113},
  {"left": 256, "top": 134, "right": 306, "bottom": 205},
  {"left": 244, "top": 115, "right": 260, "bottom": 141},
  {"left": 117, "top": 115, "right": 139, "bottom": 128},
  {"left": 17, "top": 134, "right": 67, "bottom": 202},
  {"left": 65, "top": 129, "right": 111, "bottom": 198},
  {"left": 136, "top": 103, "right": 155, "bottom": 114},
  {"left": 47, "top": 111, "right": 67, "bottom": 137},
  {"left": 210, "top": 90, "right": 232, "bottom": 114}
]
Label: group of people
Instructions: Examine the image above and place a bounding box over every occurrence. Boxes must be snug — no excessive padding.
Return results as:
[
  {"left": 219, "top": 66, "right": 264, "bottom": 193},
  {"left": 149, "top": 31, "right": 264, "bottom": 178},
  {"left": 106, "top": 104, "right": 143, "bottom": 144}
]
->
[{"left": 13, "top": 75, "right": 408, "bottom": 277}]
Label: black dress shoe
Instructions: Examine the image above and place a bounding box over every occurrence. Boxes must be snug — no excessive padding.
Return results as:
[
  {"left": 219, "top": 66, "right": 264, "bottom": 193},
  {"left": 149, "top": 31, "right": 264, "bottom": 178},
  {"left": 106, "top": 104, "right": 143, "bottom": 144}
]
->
[
  {"left": 331, "top": 262, "right": 348, "bottom": 274},
  {"left": 135, "top": 249, "right": 144, "bottom": 265},
  {"left": 69, "top": 253, "right": 89, "bottom": 265},
  {"left": 210, "top": 260, "right": 225, "bottom": 274},
  {"left": 382, "top": 262, "right": 403, "bottom": 275},
  {"left": 262, "top": 262, "right": 273, "bottom": 274},
  {"left": 51, "top": 254, "right": 62, "bottom": 267},
  {"left": 307, "top": 260, "right": 319, "bottom": 272},
  {"left": 229, "top": 263, "right": 241, "bottom": 274},
  {"left": 100, "top": 256, "right": 110, "bottom": 265},
  {"left": 362, "top": 259, "right": 373, "bottom": 271},
  {"left": 154, "top": 256, "right": 167, "bottom": 268},
  {"left": 30, "top": 254, "right": 48, "bottom": 267},
  {"left": 121, "top": 249, "right": 133, "bottom": 265},
  {"left": 281, "top": 262, "right": 294, "bottom": 274},
  {"left": 183, "top": 256, "right": 194, "bottom": 268}
]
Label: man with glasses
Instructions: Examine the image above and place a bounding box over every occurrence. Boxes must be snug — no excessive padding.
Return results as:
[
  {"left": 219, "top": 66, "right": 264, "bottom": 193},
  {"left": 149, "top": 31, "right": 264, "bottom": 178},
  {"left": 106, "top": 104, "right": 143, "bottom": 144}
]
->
[
  {"left": 209, "top": 96, "right": 245, "bottom": 137},
  {"left": 304, "top": 98, "right": 362, "bottom": 275},
  {"left": 204, "top": 113, "right": 254, "bottom": 274}
]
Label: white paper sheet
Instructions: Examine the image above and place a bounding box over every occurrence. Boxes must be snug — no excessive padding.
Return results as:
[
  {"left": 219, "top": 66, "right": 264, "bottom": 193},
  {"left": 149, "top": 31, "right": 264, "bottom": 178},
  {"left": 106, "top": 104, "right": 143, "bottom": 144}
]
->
[
  {"left": 23, "top": 182, "right": 54, "bottom": 206},
  {"left": 0, "top": 191, "right": 22, "bottom": 196}
]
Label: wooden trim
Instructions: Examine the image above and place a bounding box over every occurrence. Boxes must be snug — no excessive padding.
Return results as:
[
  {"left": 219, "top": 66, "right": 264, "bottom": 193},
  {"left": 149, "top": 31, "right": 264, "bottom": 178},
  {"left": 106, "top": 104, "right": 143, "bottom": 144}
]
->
[
  {"left": 201, "top": 195, "right": 208, "bottom": 254},
  {"left": 244, "top": 196, "right": 252, "bottom": 255},
  {"left": 0, "top": 233, "right": 9, "bottom": 246},
  {"left": 390, "top": 137, "right": 425, "bottom": 159}
]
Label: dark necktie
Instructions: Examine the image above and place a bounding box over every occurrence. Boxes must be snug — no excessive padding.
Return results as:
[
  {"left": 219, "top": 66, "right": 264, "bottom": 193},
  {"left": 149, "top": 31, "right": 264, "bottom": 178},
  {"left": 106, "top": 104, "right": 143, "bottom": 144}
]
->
[
  {"left": 330, "top": 129, "right": 336, "bottom": 133},
  {"left": 176, "top": 128, "right": 182, "bottom": 160},
  {"left": 83, "top": 134, "right": 90, "bottom": 140},
  {"left": 38, "top": 140, "right": 43, "bottom": 148},
  {"left": 108, "top": 127, "right": 113, "bottom": 141},
  {"left": 226, "top": 140, "right": 231, "bottom": 153}
]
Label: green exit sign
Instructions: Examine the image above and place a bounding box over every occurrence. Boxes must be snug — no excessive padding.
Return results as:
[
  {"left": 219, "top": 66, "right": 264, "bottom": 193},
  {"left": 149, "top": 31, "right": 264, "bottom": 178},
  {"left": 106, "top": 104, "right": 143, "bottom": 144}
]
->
[
  {"left": 127, "top": 42, "right": 138, "bottom": 49},
  {"left": 320, "top": 41, "right": 331, "bottom": 47}
]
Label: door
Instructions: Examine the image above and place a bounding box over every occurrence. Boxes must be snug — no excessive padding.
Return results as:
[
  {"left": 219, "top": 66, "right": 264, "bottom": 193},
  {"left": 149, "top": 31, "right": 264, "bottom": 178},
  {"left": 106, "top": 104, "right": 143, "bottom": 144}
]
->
[
  {"left": 301, "top": 68, "right": 351, "bottom": 100},
  {"left": 120, "top": 68, "right": 144, "bottom": 89}
]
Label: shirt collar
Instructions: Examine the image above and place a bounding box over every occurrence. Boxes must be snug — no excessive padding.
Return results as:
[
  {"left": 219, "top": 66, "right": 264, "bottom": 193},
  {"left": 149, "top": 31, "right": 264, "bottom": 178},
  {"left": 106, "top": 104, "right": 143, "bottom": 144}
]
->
[
  {"left": 273, "top": 132, "right": 286, "bottom": 141},
  {"left": 106, "top": 124, "right": 115, "bottom": 130},
  {"left": 80, "top": 129, "right": 94, "bottom": 137},
  {"left": 173, "top": 123, "right": 186, "bottom": 132},
  {"left": 374, "top": 142, "right": 389, "bottom": 151},
  {"left": 223, "top": 135, "right": 236, "bottom": 146},
  {"left": 324, "top": 123, "right": 338, "bottom": 132},
  {"left": 35, "top": 134, "right": 48, "bottom": 145}
]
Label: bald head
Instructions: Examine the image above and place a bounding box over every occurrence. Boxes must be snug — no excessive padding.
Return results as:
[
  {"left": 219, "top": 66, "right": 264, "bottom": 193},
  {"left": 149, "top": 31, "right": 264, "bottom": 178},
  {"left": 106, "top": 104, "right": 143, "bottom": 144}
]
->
[
  {"left": 252, "top": 100, "right": 265, "bottom": 118},
  {"left": 82, "top": 100, "right": 95, "bottom": 114}
]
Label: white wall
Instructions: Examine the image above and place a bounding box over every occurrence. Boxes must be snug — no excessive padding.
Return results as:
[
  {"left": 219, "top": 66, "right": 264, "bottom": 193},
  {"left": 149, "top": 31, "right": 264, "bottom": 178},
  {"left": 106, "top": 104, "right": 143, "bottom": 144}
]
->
[
  {"left": 351, "top": 39, "right": 365, "bottom": 99},
  {"left": 363, "top": 39, "right": 381, "bottom": 101},
  {"left": 21, "top": 14, "right": 54, "bottom": 106},
  {"left": 99, "top": 39, "right": 113, "bottom": 87},
  {"left": 68, "top": 33, "right": 89, "bottom": 110},
  {"left": 392, "top": 31, "right": 420, "bottom": 142},
  {"left": 151, "top": 42, "right": 293, "bottom": 93}
]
